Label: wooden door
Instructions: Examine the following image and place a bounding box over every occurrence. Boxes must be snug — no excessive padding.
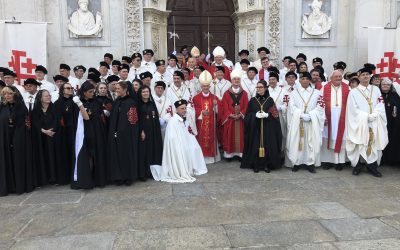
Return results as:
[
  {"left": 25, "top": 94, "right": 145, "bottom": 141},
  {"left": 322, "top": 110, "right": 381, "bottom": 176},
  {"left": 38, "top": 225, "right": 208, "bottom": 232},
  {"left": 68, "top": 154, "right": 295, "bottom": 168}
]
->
[{"left": 167, "top": 0, "right": 235, "bottom": 61}]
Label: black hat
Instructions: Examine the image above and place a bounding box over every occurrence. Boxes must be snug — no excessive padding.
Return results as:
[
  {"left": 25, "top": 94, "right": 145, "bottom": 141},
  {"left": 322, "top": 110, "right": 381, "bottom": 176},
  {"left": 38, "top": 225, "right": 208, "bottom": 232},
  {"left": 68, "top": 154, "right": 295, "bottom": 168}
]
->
[
  {"left": 288, "top": 58, "right": 297, "bottom": 65},
  {"left": 257, "top": 47, "right": 270, "bottom": 54},
  {"left": 112, "top": 60, "right": 121, "bottom": 66},
  {"left": 238, "top": 49, "right": 250, "bottom": 56},
  {"left": 139, "top": 71, "right": 153, "bottom": 80},
  {"left": 88, "top": 68, "right": 101, "bottom": 77},
  {"left": 155, "top": 81, "right": 166, "bottom": 89},
  {"left": 59, "top": 63, "right": 71, "bottom": 71},
  {"left": 299, "top": 72, "right": 312, "bottom": 80},
  {"left": 168, "top": 54, "right": 178, "bottom": 61},
  {"left": 268, "top": 66, "right": 280, "bottom": 74},
  {"left": 312, "top": 57, "right": 323, "bottom": 65},
  {"left": 364, "top": 63, "right": 376, "bottom": 71},
  {"left": 119, "top": 64, "right": 130, "bottom": 72},
  {"left": 215, "top": 66, "right": 225, "bottom": 73},
  {"left": 285, "top": 71, "right": 298, "bottom": 79},
  {"left": 73, "top": 65, "right": 87, "bottom": 73},
  {"left": 0, "top": 67, "right": 7, "bottom": 73},
  {"left": 333, "top": 61, "right": 347, "bottom": 70},
  {"left": 358, "top": 67, "right": 372, "bottom": 75},
  {"left": 107, "top": 75, "right": 120, "bottom": 83},
  {"left": 99, "top": 61, "right": 110, "bottom": 69},
  {"left": 24, "top": 78, "right": 41, "bottom": 86},
  {"left": 53, "top": 75, "right": 69, "bottom": 82},
  {"left": 131, "top": 53, "right": 142, "bottom": 60},
  {"left": 174, "top": 99, "right": 188, "bottom": 108},
  {"left": 104, "top": 53, "right": 113, "bottom": 59},
  {"left": 269, "top": 72, "right": 279, "bottom": 80},
  {"left": 296, "top": 53, "right": 307, "bottom": 61},
  {"left": 122, "top": 56, "right": 132, "bottom": 64},
  {"left": 3, "top": 70, "right": 17, "bottom": 77},
  {"left": 155, "top": 60, "right": 166, "bottom": 67},
  {"left": 314, "top": 65, "right": 325, "bottom": 74},
  {"left": 173, "top": 71, "right": 184, "bottom": 80},
  {"left": 240, "top": 59, "right": 250, "bottom": 65},
  {"left": 87, "top": 73, "right": 101, "bottom": 83},
  {"left": 283, "top": 56, "right": 294, "bottom": 61},
  {"left": 143, "top": 49, "right": 154, "bottom": 56},
  {"left": 248, "top": 67, "right": 258, "bottom": 74},
  {"left": 35, "top": 65, "right": 48, "bottom": 74},
  {"left": 0, "top": 80, "right": 5, "bottom": 87}
]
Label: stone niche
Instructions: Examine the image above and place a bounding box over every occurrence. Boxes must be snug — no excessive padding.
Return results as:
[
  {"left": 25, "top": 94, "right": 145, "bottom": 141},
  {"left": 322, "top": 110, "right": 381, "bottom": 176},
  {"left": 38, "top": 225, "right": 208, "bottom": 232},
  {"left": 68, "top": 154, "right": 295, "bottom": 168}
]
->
[
  {"left": 60, "top": 0, "right": 111, "bottom": 46},
  {"left": 295, "top": 0, "right": 337, "bottom": 47}
]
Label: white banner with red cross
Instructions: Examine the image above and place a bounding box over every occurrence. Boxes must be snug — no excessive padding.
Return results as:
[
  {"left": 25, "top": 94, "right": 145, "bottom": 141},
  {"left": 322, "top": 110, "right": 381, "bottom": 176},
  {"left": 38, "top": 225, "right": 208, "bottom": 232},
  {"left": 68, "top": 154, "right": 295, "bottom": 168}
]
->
[
  {"left": 0, "top": 21, "right": 47, "bottom": 84},
  {"left": 368, "top": 27, "right": 400, "bottom": 83}
]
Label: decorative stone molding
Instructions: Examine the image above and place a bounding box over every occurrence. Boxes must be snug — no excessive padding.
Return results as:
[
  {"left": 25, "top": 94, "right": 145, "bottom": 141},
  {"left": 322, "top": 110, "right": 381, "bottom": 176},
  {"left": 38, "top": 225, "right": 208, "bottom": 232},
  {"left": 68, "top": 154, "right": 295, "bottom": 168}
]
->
[
  {"left": 232, "top": 9, "right": 265, "bottom": 26},
  {"left": 152, "top": 27, "right": 160, "bottom": 58},
  {"left": 265, "top": 0, "right": 281, "bottom": 65},
  {"left": 142, "top": 7, "right": 170, "bottom": 59},
  {"left": 125, "top": 0, "right": 144, "bottom": 55}
]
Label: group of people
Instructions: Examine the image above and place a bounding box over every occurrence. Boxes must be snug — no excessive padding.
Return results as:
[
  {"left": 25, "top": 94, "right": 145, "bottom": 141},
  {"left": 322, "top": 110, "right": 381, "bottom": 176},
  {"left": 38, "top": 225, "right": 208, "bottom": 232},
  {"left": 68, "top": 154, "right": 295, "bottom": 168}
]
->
[{"left": 0, "top": 44, "right": 399, "bottom": 197}]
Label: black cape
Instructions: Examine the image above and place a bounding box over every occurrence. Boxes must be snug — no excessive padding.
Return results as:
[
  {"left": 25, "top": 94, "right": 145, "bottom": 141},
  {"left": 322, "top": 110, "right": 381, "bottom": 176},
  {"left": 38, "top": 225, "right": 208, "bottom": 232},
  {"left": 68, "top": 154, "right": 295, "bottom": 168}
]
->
[
  {"left": 241, "top": 94, "right": 282, "bottom": 170},
  {"left": 53, "top": 96, "right": 79, "bottom": 185},
  {"left": 108, "top": 95, "right": 140, "bottom": 185},
  {"left": 0, "top": 102, "right": 34, "bottom": 196},
  {"left": 381, "top": 89, "right": 400, "bottom": 165},
  {"left": 31, "top": 103, "right": 57, "bottom": 185},
  {"left": 71, "top": 98, "right": 108, "bottom": 189},
  {"left": 138, "top": 100, "right": 163, "bottom": 180}
]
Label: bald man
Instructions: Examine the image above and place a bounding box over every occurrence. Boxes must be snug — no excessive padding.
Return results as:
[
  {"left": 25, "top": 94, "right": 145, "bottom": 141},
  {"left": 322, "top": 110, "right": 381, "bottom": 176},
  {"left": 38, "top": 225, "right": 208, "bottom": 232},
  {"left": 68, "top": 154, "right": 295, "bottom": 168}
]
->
[{"left": 320, "top": 70, "right": 351, "bottom": 170}]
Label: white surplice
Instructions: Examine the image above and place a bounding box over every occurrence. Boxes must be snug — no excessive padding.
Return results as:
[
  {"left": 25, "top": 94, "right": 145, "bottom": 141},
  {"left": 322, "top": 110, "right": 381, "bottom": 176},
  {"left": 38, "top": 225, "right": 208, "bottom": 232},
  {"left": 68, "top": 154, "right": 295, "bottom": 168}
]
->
[
  {"left": 345, "top": 84, "right": 388, "bottom": 166},
  {"left": 152, "top": 94, "right": 173, "bottom": 139},
  {"left": 210, "top": 78, "right": 231, "bottom": 100},
  {"left": 320, "top": 83, "right": 350, "bottom": 164},
  {"left": 151, "top": 113, "right": 208, "bottom": 183},
  {"left": 286, "top": 86, "right": 325, "bottom": 167}
]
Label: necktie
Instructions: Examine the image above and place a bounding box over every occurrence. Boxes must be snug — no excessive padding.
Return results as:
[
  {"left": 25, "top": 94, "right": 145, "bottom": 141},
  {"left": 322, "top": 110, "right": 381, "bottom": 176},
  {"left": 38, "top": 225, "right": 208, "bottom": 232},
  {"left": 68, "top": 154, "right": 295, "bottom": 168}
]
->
[
  {"left": 134, "top": 69, "right": 138, "bottom": 79},
  {"left": 29, "top": 96, "right": 33, "bottom": 112},
  {"left": 161, "top": 74, "right": 164, "bottom": 80}
]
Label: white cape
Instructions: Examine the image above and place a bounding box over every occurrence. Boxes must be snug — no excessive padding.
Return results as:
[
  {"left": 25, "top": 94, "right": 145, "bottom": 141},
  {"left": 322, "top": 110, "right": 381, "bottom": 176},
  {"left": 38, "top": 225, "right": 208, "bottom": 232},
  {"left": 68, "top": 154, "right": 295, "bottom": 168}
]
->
[{"left": 151, "top": 114, "right": 208, "bottom": 183}]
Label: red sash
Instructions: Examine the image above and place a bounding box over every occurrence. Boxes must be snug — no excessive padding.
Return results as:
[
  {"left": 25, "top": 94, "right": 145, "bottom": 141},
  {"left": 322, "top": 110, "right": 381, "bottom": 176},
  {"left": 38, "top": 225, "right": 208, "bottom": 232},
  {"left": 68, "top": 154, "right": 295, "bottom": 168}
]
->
[
  {"left": 259, "top": 69, "right": 265, "bottom": 80},
  {"left": 323, "top": 82, "right": 349, "bottom": 153}
]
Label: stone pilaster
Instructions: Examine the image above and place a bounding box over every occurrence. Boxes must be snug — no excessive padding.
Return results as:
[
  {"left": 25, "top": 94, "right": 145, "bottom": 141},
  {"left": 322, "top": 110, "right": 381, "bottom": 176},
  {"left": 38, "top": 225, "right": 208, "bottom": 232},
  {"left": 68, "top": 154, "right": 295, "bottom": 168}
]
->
[
  {"left": 125, "top": 0, "right": 144, "bottom": 55},
  {"left": 143, "top": 7, "right": 170, "bottom": 60}
]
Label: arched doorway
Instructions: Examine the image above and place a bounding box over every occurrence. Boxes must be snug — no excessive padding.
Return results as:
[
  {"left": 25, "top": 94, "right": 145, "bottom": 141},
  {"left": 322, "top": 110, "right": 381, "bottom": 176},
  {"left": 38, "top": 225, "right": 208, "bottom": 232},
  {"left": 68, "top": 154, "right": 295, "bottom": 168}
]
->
[{"left": 167, "top": 0, "right": 235, "bottom": 61}]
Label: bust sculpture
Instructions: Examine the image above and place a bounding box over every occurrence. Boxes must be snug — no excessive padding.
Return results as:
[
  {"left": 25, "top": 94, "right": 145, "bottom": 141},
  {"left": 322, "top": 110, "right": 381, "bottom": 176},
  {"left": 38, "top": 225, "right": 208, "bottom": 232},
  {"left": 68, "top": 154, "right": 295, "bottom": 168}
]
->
[
  {"left": 301, "top": 0, "right": 332, "bottom": 38},
  {"left": 68, "top": 0, "right": 103, "bottom": 38}
]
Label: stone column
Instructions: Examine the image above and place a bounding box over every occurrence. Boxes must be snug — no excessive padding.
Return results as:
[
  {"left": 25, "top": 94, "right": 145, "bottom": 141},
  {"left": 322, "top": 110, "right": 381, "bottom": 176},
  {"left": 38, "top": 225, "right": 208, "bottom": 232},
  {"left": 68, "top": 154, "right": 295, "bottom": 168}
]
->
[{"left": 142, "top": 7, "right": 170, "bottom": 60}]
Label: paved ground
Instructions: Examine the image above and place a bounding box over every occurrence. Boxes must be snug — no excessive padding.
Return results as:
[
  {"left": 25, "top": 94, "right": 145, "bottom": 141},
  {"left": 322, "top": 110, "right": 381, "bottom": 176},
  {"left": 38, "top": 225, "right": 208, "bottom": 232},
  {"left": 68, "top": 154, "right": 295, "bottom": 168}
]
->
[{"left": 1, "top": 161, "right": 400, "bottom": 250}]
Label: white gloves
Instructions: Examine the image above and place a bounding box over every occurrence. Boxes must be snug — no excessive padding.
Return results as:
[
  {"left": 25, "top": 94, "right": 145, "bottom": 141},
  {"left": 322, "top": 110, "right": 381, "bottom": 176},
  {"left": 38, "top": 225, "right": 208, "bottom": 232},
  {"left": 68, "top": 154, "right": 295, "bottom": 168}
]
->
[
  {"left": 159, "top": 118, "right": 166, "bottom": 127},
  {"left": 368, "top": 112, "right": 378, "bottom": 122},
  {"left": 301, "top": 113, "right": 311, "bottom": 122},
  {"left": 72, "top": 96, "right": 83, "bottom": 107},
  {"left": 103, "top": 110, "right": 110, "bottom": 117},
  {"left": 256, "top": 111, "right": 269, "bottom": 119}
]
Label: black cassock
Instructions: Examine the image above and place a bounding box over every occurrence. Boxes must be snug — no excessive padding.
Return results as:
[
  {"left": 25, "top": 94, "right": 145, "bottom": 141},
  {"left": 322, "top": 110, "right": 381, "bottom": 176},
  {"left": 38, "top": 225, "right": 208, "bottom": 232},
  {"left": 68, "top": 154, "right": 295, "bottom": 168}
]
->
[
  {"left": 241, "top": 94, "right": 282, "bottom": 171},
  {"left": 31, "top": 104, "right": 57, "bottom": 185},
  {"left": 0, "top": 102, "right": 34, "bottom": 196},
  {"left": 381, "top": 90, "right": 400, "bottom": 165},
  {"left": 108, "top": 95, "right": 140, "bottom": 185},
  {"left": 54, "top": 96, "right": 79, "bottom": 185},
  {"left": 71, "top": 98, "right": 108, "bottom": 189},
  {"left": 138, "top": 100, "right": 163, "bottom": 180}
]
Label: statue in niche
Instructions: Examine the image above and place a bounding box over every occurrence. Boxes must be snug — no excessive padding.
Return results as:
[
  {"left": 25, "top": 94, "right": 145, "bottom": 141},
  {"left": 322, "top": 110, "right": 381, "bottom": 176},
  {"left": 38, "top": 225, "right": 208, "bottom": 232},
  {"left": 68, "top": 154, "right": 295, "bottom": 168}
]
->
[
  {"left": 68, "top": 0, "right": 103, "bottom": 38},
  {"left": 301, "top": 0, "right": 332, "bottom": 39}
]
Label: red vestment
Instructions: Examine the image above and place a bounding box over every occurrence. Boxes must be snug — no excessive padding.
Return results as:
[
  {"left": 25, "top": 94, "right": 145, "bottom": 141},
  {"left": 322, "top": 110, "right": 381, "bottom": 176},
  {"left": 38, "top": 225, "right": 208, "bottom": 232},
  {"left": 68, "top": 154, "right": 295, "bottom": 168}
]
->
[
  {"left": 201, "top": 61, "right": 231, "bottom": 82},
  {"left": 221, "top": 88, "right": 248, "bottom": 154},
  {"left": 323, "top": 82, "right": 350, "bottom": 153},
  {"left": 193, "top": 92, "right": 221, "bottom": 157}
]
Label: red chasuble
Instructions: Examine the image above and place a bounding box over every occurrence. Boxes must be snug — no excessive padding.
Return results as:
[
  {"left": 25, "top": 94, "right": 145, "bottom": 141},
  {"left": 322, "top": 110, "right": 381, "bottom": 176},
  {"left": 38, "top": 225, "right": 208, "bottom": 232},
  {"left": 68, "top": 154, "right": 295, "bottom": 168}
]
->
[
  {"left": 323, "top": 82, "right": 350, "bottom": 153},
  {"left": 201, "top": 61, "right": 231, "bottom": 82},
  {"left": 193, "top": 92, "right": 221, "bottom": 157},
  {"left": 258, "top": 68, "right": 268, "bottom": 81},
  {"left": 220, "top": 88, "right": 249, "bottom": 154}
]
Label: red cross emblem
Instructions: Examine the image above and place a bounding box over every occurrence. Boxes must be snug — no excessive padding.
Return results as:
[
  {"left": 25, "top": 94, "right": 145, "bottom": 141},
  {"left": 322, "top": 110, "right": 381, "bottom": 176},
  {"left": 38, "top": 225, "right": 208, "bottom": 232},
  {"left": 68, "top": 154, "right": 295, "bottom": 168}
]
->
[
  {"left": 317, "top": 95, "right": 326, "bottom": 108},
  {"left": 376, "top": 52, "right": 400, "bottom": 81},
  {"left": 8, "top": 50, "right": 38, "bottom": 84}
]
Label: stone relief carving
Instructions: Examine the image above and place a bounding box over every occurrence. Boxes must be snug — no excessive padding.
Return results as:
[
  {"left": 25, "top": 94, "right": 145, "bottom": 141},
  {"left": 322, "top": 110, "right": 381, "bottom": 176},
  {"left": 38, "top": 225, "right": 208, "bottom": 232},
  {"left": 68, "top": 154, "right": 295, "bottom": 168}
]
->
[
  {"left": 266, "top": 0, "right": 281, "bottom": 65},
  {"left": 301, "top": 0, "right": 332, "bottom": 38},
  {"left": 152, "top": 28, "right": 160, "bottom": 59},
  {"left": 126, "top": 0, "right": 143, "bottom": 54},
  {"left": 247, "top": 29, "right": 256, "bottom": 60},
  {"left": 68, "top": 0, "right": 103, "bottom": 38}
]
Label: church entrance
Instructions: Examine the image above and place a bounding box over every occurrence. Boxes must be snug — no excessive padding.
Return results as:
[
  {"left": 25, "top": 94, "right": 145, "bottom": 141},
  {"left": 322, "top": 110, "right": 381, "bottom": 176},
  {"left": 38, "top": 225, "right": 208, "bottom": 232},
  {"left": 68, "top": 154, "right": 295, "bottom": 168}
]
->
[{"left": 167, "top": 0, "right": 236, "bottom": 61}]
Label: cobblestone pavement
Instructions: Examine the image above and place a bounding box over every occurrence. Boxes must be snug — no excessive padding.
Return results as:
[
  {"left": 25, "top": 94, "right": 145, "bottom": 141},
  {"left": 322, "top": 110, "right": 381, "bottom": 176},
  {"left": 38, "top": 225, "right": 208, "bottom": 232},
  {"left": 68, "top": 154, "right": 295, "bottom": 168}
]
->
[{"left": 1, "top": 161, "right": 400, "bottom": 249}]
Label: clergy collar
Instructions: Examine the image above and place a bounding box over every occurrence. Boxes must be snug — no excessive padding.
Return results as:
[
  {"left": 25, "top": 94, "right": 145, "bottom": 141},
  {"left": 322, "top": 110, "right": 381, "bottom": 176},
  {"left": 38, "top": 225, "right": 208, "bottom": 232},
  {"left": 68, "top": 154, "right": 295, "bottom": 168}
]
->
[
  {"left": 202, "top": 92, "right": 210, "bottom": 97},
  {"left": 232, "top": 86, "right": 240, "bottom": 94}
]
